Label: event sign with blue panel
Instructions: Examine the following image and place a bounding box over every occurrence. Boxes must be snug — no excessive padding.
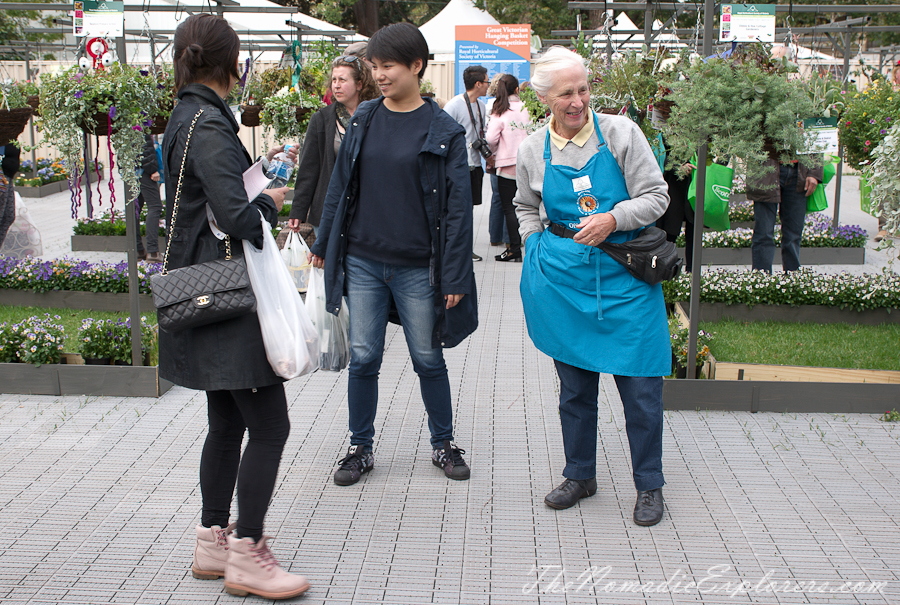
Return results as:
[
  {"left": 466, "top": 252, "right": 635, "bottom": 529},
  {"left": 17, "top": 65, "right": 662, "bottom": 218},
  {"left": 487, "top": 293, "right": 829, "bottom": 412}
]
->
[{"left": 455, "top": 25, "right": 531, "bottom": 96}]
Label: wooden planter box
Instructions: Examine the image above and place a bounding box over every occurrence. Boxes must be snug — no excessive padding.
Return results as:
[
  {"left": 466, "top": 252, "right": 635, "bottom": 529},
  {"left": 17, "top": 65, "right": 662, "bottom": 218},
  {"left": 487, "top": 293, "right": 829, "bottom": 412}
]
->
[
  {"left": 685, "top": 302, "right": 900, "bottom": 326},
  {"left": 0, "top": 289, "right": 154, "bottom": 312},
  {"left": 17, "top": 170, "right": 103, "bottom": 198},
  {"left": 71, "top": 235, "right": 167, "bottom": 253},
  {"left": 677, "top": 246, "right": 865, "bottom": 265},
  {"left": 0, "top": 362, "right": 172, "bottom": 397},
  {"left": 663, "top": 379, "right": 900, "bottom": 414}
]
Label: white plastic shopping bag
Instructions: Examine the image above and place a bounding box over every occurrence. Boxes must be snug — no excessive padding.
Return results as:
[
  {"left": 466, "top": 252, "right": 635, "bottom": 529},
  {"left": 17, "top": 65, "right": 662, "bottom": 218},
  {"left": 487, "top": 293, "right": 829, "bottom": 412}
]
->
[
  {"left": 305, "top": 267, "right": 350, "bottom": 372},
  {"left": 243, "top": 216, "right": 319, "bottom": 379},
  {"left": 281, "top": 231, "right": 311, "bottom": 292}
]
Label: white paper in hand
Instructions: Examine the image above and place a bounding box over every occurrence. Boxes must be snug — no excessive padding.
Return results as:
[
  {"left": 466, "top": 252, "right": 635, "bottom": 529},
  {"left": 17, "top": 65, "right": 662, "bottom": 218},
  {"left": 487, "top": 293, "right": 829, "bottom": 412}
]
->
[{"left": 243, "top": 159, "right": 274, "bottom": 202}]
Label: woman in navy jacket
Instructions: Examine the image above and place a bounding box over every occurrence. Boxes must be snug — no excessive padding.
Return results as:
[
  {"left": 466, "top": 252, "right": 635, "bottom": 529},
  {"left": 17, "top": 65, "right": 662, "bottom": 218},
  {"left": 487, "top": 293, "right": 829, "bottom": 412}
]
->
[{"left": 310, "top": 22, "right": 478, "bottom": 487}]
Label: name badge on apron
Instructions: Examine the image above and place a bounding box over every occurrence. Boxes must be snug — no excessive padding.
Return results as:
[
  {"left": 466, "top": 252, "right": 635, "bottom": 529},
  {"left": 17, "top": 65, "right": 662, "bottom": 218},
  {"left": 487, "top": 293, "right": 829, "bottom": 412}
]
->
[{"left": 572, "top": 175, "right": 592, "bottom": 192}]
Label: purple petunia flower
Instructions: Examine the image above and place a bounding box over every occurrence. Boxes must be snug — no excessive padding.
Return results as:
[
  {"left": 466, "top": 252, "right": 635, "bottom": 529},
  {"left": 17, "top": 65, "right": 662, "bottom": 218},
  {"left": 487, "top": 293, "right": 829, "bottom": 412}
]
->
[
  {"left": 108, "top": 105, "right": 116, "bottom": 119},
  {"left": 75, "top": 90, "right": 83, "bottom": 99},
  {"left": 881, "top": 129, "right": 887, "bottom": 134},
  {"left": 140, "top": 69, "right": 149, "bottom": 76}
]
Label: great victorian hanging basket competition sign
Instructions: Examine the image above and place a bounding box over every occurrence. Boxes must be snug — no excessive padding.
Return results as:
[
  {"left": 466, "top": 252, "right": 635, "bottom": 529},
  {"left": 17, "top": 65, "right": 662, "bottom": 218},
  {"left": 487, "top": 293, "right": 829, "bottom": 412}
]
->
[{"left": 454, "top": 25, "right": 532, "bottom": 96}]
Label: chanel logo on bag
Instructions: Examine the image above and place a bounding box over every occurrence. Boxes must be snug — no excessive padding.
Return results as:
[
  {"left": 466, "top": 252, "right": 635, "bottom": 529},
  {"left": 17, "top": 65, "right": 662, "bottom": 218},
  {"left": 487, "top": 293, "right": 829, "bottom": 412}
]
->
[{"left": 194, "top": 294, "right": 213, "bottom": 308}]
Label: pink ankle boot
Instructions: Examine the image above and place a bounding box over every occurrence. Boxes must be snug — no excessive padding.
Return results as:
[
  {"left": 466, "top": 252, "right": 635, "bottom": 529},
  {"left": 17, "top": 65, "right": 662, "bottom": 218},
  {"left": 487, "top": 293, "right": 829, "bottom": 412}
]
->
[
  {"left": 224, "top": 535, "right": 310, "bottom": 599},
  {"left": 191, "top": 523, "right": 235, "bottom": 580}
]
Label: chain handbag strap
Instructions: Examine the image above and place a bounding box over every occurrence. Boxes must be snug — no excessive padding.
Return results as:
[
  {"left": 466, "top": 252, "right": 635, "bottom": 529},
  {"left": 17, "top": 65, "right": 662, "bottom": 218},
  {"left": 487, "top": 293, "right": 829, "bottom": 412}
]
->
[{"left": 160, "top": 108, "right": 232, "bottom": 275}]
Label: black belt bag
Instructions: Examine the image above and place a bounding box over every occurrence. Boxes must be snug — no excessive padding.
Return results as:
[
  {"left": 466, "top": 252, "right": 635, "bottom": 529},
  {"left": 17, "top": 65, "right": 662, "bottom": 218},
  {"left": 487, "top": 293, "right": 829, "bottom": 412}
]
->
[{"left": 548, "top": 222, "right": 682, "bottom": 285}]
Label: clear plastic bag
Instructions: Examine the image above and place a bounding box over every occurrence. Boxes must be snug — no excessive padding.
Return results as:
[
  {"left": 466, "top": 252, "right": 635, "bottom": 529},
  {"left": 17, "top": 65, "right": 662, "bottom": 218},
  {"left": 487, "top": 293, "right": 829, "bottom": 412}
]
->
[
  {"left": 305, "top": 267, "right": 350, "bottom": 372},
  {"left": 281, "top": 230, "right": 311, "bottom": 292},
  {"left": 243, "top": 216, "right": 319, "bottom": 379},
  {"left": 0, "top": 193, "right": 43, "bottom": 259}
]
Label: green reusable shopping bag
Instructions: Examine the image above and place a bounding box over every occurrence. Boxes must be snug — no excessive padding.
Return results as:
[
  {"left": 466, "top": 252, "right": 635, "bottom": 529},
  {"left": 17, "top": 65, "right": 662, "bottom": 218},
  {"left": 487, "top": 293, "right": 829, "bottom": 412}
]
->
[
  {"left": 807, "top": 158, "right": 837, "bottom": 213},
  {"left": 688, "top": 162, "right": 733, "bottom": 231}
]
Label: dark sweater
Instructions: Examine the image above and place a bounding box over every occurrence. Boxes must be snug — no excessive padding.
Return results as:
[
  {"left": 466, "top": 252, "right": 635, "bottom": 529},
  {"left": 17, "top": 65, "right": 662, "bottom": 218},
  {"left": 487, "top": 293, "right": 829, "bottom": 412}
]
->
[{"left": 346, "top": 102, "right": 432, "bottom": 266}]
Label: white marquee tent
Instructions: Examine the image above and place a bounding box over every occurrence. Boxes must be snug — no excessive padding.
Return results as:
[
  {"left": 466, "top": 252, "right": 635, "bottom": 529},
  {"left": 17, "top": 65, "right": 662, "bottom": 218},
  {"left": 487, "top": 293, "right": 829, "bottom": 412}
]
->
[{"left": 419, "top": 0, "right": 500, "bottom": 59}]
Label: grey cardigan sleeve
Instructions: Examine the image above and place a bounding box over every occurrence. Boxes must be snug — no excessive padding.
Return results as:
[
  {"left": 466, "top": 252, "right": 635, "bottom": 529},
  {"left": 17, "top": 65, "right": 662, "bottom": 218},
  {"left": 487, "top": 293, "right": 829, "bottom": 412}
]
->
[{"left": 602, "top": 117, "right": 670, "bottom": 232}]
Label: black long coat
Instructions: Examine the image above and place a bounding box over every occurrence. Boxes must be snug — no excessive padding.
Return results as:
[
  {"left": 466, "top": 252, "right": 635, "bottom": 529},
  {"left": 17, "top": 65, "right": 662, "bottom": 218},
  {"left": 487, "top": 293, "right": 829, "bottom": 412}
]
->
[
  {"left": 158, "top": 84, "right": 282, "bottom": 391},
  {"left": 288, "top": 103, "right": 338, "bottom": 227}
]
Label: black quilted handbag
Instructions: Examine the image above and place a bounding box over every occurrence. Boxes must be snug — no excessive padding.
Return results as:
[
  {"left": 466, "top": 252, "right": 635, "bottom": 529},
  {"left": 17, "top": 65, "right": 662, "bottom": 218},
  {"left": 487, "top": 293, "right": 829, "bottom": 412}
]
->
[{"left": 150, "top": 109, "right": 257, "bottom": 333}]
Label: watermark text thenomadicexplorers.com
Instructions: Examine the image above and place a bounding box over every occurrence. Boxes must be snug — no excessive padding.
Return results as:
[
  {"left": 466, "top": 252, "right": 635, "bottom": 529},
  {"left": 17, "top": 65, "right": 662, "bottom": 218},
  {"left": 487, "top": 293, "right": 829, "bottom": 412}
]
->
[{"left": 522, "top": 564, "right": 888, "bottom": 597}]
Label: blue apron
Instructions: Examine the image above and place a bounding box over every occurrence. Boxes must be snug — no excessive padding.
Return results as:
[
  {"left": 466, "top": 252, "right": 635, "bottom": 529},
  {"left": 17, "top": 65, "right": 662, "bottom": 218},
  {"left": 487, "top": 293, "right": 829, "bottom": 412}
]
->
[{"left": 520, "top": 113, "right": 670, "bottom": 376}]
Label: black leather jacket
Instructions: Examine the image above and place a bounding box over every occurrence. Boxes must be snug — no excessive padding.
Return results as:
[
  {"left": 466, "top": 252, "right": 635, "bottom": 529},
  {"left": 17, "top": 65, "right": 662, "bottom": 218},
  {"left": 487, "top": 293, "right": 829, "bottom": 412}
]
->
[{"left": 158, "top": 84, "right": 282, "bottom": 391}]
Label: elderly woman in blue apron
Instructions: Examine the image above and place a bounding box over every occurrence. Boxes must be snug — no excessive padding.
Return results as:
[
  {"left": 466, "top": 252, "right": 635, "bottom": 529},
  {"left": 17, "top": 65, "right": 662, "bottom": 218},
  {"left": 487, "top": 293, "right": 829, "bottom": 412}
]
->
[{"left": 515, "top": 47, "right": 671, "bottom": 526}]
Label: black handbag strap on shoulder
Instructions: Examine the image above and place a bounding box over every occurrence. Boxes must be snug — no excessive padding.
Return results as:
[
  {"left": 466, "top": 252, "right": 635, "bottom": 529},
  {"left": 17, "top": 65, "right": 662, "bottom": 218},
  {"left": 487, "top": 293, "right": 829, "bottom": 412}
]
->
[{"left": 160, "top": 108, "right": 235, "bottom": 275}]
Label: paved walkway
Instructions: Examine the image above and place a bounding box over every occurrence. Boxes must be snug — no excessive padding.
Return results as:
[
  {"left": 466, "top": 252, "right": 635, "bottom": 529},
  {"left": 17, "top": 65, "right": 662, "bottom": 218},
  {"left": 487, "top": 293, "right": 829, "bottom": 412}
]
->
[{"left": 0, "top": 175, "right": 898, "bottom": 604}]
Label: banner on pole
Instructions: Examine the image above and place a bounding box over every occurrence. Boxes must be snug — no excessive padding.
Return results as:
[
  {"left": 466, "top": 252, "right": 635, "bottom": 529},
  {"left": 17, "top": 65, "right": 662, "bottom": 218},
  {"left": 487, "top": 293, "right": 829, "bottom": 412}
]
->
[
  {"left": 719, "top": 4, "right": 776, "bottom": 43},
  {"left": 74, "top": 1, "right": 125, "bottom": 38},
  {"left": 455, "top": 25, "right": 531, "bottom": 97}
]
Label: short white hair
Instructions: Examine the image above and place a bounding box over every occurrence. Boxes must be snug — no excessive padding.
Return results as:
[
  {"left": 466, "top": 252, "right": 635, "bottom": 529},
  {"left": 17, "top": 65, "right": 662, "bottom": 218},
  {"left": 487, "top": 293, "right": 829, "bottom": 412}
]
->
[{"left": 530, "top": 46, "right": 588, "bottom": 97}]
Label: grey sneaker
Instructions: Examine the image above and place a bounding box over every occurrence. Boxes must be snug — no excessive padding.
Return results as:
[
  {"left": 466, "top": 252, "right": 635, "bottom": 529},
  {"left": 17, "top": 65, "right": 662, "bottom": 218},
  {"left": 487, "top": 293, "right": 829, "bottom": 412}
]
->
[
  {"left": 333, "top": 445, "right": 374, "bottom": 486},
  {"left": 432, "top": 440, "right": 470, "bottom": 480}
]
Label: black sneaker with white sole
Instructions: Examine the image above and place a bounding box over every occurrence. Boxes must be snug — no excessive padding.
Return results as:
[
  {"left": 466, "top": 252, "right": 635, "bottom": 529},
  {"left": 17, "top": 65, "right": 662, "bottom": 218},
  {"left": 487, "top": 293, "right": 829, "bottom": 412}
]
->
[
  {"left": 333, "top": 445, "right": 374, "bottom": 486},
  {"left": 432, "top": 440, "right": 470, "bottom": 480}
]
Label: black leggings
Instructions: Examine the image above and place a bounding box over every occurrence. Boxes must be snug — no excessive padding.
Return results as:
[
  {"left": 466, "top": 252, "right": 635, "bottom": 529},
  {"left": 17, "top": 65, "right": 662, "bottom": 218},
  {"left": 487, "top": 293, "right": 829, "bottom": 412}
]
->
[
  {"left": 497, "top": 176, "right": 522, "bottom": 252},
  {"left": 200, "top": 384, "right": 289, "bottom": 542}
]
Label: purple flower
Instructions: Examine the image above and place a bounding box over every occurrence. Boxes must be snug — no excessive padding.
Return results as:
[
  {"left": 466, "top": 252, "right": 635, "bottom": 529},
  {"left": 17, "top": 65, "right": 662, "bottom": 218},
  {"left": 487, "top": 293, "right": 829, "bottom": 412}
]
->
[
  {"left": 140, "top": 69, "right": 149, "bottom": 76},
  {"left": 887, "top": 117, "right": 893, "bottom": 122},
  {"left": 75, "top": 90, "right": 83, "bottom": 99},
  {"left": 132, "top": 125, "right": 143, "bottom": 131},
  {"left": 73, "top": 73, "right": 84, "bottom": 82},
  {"left": 108, "top": 105, "right": 116, "bottom": 119},
  {"left": 881, "top": 129, "right": 887, "bottom": 134},
  {"left": 870, "top": 118, "right": 877, "bottom": 124}
]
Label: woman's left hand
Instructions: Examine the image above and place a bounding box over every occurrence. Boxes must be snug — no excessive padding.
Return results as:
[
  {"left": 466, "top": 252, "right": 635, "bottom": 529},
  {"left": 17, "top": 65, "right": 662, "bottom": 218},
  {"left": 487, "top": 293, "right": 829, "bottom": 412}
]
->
[
  {"left": 445, "top": 294, "right": 464, "bottom": 309},
  {"left": 573, "top": 213, "right": 617, "bottom": 246}
]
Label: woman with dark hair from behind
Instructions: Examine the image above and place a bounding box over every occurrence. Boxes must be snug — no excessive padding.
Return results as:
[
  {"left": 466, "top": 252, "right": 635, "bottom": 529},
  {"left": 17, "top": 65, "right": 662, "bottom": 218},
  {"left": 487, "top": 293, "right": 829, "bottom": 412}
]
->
[
  {"left": 159, "top": 13, "right": 308, "bottom": 600},
  {"left": 486, "top": 74, "right": 530, "bottom": 262},
  {"left": 287, "top": 53, "right": 379, "bottom": 236}
]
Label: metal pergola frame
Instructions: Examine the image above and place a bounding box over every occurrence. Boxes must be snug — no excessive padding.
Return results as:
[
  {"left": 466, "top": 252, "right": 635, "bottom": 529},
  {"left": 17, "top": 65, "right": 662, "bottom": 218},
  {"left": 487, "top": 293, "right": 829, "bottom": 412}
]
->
[{"left": 560, "top": 1, "right": 900, "bottom": 380}]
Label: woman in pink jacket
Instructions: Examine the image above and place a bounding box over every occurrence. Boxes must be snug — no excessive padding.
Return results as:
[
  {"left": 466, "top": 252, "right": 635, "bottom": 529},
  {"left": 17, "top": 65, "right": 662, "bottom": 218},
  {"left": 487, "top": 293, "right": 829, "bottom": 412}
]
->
[{"left": 486, "top": 74, "right": 531, "bottom": 262}]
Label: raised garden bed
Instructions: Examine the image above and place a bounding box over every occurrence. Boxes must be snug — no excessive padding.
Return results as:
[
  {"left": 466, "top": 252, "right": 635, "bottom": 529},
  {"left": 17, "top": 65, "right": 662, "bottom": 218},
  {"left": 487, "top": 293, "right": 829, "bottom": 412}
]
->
[
  {"left": 663, "top": 379, "right": 899, "bottom": 413},
  {"left": 677, "top": 246, "right": 865, "bottom": 265},
  {"left": 71, "top": 235, "right": 168, "bottom": 253},
  {"left": 0, "top": 362, "right": 171, "bottom": 397},
  {"left": 0, "top": 289, "right": 154, "bottom": 312},
  {"left": 17, "top": 170, "right": 103, "bottom": 198},
  {"left": 691, "top": 302, "right": 900, "bottom": 325}
]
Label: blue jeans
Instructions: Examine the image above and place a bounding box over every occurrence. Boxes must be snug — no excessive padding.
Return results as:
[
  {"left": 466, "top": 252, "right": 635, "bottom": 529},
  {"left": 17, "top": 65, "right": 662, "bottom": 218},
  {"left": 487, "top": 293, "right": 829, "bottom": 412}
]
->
[
  {"left": 488, "top": 174, "right": 510, "bottom": 244},
  {"left": 345, "top": 254, "right": 454, "bottom": 449},
  {"left": 751, "top": 164, "right": 808, "bottom": 272},
  {"left": 553, "top": 360, "right": 665, "bottom": 492}
]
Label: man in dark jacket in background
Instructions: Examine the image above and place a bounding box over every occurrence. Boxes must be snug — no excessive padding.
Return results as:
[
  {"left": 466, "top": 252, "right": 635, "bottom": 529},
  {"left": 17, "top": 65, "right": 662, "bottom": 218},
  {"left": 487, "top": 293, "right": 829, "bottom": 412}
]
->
[
  {"left": 747, "top": 155, "right": 823, "bottom": 273},
  {"left": 0, "top": 144, "right": 20, "bottom": 248},
  {"left": 129, "top": 135, "right": 164, "bottom": 262}
]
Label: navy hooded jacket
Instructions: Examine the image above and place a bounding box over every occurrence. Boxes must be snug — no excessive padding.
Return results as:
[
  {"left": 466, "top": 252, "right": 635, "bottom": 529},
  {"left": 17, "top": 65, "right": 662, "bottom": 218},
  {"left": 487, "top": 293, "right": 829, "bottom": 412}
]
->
[{"left": 310, "top": 96, "right": 478, "bottom": 349}]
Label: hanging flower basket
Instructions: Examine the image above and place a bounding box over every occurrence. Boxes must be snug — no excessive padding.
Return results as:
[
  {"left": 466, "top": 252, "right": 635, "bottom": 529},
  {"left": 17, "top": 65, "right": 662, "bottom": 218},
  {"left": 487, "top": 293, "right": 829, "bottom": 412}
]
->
[
  {"left": 26, "top": 95, "right": 40, "bottom": 117},
  {"left": 0, "top": 107, "right": 33, "bottom": 147},
  {"left": 241, "top": 104, "right": 262, "bottom": 127},
  {"left": 295, "top": 106, "right": 315, "bottom": 122},
  {"left": 653, "top": 98, "right": 675, "bottom": 121},
  {"left": 77, "top": 107, "right": 118, "bottom": 137}
]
